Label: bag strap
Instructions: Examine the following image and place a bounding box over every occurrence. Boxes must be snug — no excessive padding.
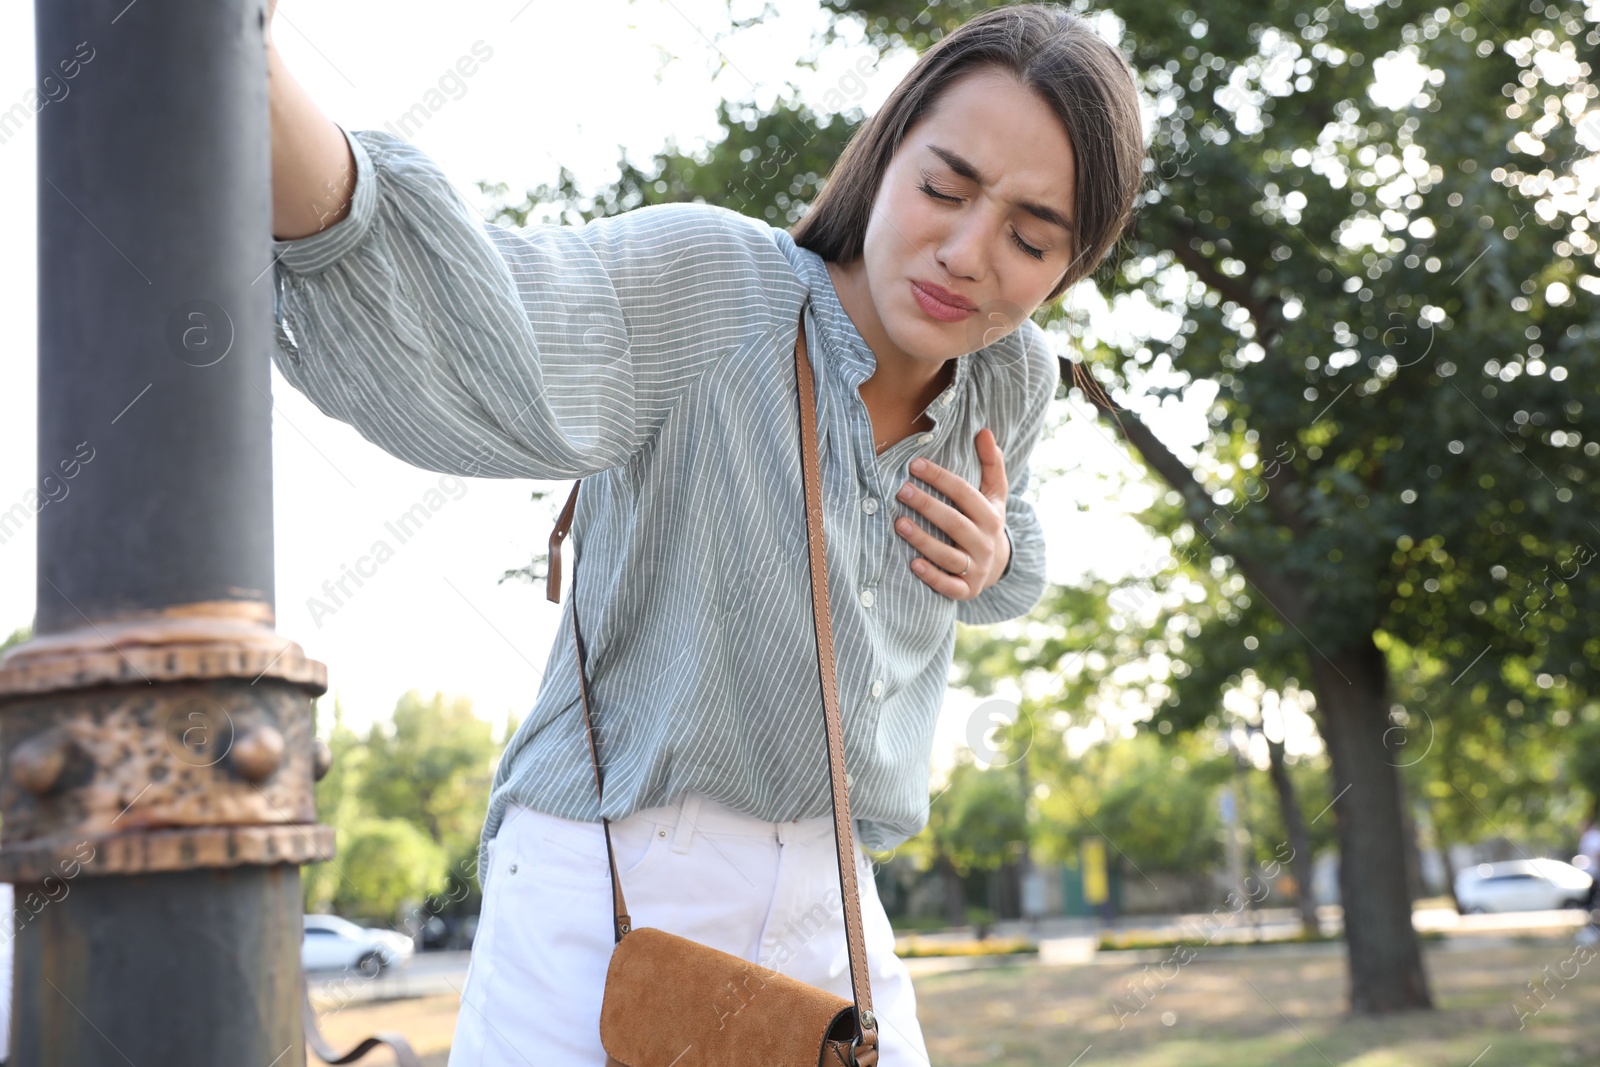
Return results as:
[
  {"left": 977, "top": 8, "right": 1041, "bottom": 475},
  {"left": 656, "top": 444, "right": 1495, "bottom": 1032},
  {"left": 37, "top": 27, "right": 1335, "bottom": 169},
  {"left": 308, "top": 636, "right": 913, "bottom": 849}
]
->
[
  {"left": 544, "top": 306, "right": 880, "bottom": 1056},
  {"left": 790, "top": 308, "right": 880, "bottom": 1050}
]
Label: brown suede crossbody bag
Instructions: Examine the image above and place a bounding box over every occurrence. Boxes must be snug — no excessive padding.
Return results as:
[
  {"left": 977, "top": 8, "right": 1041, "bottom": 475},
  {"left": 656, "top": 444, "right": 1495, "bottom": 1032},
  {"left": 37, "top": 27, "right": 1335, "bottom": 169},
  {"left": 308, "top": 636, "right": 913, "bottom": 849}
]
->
[{"left": 543, "top": 305, "right": 881, "bottom": 1067}]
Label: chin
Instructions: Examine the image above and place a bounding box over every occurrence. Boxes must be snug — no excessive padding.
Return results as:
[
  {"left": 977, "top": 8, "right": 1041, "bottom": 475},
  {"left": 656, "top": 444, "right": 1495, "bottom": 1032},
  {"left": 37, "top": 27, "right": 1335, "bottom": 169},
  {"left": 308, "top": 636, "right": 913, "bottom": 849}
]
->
[{"left": 883, "top": 292, "right": 974, "bottom": 362}]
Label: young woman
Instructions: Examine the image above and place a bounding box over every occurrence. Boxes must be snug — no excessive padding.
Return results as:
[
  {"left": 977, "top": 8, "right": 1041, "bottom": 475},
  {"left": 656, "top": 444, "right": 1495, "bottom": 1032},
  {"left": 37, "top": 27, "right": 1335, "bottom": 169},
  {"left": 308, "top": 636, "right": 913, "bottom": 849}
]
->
[{"left": 268, "top": 4, "right": 1143, "bottom": 1064}]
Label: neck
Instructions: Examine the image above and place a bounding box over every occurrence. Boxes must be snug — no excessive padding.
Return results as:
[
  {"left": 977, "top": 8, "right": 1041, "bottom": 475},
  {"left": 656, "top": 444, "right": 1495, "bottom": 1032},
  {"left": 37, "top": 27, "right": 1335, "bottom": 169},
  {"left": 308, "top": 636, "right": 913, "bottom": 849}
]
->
[{"left": 825, "top": 259, "right": 951, "bottom": 407}]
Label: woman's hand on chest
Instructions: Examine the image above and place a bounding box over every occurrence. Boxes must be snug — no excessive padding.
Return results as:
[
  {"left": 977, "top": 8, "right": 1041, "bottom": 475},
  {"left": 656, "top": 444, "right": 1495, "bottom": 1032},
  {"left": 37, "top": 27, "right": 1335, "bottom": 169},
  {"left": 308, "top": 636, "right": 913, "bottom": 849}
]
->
[{"left": 890, "top": 427, "right": 1012, "bottom": 600}]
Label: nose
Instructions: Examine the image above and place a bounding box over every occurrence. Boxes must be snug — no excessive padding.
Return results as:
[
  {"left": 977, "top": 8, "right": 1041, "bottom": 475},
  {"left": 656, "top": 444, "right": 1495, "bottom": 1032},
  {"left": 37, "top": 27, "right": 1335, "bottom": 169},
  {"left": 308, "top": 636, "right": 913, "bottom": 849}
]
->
[{"left": 934, "top": 210, "right": 988, "bottom": 284}]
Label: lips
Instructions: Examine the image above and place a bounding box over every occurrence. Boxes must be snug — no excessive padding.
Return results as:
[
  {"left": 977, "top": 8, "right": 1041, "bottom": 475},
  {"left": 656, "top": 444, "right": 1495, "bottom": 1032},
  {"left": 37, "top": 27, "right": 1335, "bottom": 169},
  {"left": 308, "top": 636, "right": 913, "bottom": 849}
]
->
[{"left": 909, "top": 279, "right": 977, "bottom": 323}]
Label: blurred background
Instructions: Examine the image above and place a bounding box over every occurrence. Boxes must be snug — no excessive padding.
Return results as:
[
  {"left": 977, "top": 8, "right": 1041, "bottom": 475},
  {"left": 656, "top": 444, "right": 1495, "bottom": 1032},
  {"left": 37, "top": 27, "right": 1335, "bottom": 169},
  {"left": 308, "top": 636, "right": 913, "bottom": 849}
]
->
[{"left": 4, "top": 0, "right": 1600, "bottom": 1064}]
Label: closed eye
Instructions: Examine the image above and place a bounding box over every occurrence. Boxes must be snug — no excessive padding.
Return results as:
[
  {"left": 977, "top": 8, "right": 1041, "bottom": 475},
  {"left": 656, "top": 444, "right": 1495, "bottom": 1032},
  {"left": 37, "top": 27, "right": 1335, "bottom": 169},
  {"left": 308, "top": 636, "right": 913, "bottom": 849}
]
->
[
  {"left": 1010, "top": 230, "right": 1045, "bottom": 260},
  {"left": 921, "top": 178, "right": 1050, "bottom": 261}
]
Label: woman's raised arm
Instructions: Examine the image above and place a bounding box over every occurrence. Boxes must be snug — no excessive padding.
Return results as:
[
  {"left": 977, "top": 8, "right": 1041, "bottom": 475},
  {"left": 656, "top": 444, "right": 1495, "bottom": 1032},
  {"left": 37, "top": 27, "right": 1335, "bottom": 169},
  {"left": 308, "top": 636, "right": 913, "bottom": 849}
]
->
[
  {"left": 266, "top": 0, "right": 354, "bottom": 240},
  {"left": 270, "top": 128, "right": 786, "bottom": 482}
]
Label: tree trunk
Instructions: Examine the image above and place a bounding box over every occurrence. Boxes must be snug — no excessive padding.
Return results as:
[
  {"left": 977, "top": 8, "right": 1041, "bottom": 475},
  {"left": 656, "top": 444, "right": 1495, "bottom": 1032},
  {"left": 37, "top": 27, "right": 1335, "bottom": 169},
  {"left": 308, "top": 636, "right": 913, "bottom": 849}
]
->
[
  {"left": 1264, "top": 735, "right": 1320, "bottom": 937},
  {"left": 1426, "top": 800, "right": 1466, "bottom": 913},
  {"left": 1400, "top": 786, "right": 1428, "bottom": 902},
  {"left": 1307, "top": 636, "right": 1434, "bottom": 1012}
]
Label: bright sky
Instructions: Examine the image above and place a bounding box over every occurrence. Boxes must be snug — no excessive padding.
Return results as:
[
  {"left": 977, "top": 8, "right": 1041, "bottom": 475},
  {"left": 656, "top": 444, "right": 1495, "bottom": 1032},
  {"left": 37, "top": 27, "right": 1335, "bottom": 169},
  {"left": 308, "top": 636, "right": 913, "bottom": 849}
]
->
[{"left": 0, "top": 1, "right": 1213, "bottom": 765}]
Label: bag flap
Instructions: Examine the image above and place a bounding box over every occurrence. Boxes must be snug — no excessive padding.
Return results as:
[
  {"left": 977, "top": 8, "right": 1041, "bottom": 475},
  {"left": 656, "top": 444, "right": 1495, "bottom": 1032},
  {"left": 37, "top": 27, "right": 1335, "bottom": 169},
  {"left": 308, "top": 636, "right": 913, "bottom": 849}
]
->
[{"left": 599, "top": 927, "right": 856, "bottom": 1067}]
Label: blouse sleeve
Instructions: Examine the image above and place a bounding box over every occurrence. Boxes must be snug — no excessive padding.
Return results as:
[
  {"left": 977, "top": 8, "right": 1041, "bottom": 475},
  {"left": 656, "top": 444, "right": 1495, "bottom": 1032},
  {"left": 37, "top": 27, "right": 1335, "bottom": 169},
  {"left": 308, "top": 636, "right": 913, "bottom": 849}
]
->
[
  {"left": 270, "top": 125, "right": 788, "bottom": 479},
  {"left": 955, "top": 320, "right": 1055, "bottom": 626}
]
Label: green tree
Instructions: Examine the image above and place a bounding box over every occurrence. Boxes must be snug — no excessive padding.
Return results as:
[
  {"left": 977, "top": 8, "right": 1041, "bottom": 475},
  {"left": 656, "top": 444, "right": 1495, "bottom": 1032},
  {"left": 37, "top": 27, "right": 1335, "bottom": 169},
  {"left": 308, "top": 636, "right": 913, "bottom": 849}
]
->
[
  {"left": 1383, "top": 637, "right": 1594, "bottom": 898},
  {"left": 357, "top": 690, "right": 500, "bottom": 865},
  {"left": 1054, "top": 730, "right": 1232, "bottom": 873},
  {"left": 899, "top": 752, "right": 1028, "bottom": 925},
  {"left": 304, "top": 689, "right": 508, "bottom": 921},
  {"left": 1093, "top": 0, "right": 1600, "bottom": 1012},
  {"left": 481, "top": 99, "right": 857, "bottom": 230},
  {"left": 955, "top": 573, "right": 1334, "bottom": 923},
  {"left": 330, "top": 817, "right": 448, "bottom": 922}
]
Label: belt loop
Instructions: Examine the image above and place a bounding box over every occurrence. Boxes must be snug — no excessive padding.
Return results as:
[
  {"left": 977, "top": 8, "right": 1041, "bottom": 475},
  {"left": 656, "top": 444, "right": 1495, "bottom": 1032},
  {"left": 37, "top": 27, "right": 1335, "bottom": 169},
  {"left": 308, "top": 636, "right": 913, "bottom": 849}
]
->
[{"left": 671, "top": 792, "right": 703, "bottom": 854}]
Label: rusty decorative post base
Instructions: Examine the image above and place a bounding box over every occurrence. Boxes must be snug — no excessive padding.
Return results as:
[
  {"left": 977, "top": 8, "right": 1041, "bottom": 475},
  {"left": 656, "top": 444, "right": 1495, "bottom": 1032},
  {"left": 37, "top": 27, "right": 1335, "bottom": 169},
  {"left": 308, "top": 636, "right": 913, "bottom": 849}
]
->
[{"left": 0, "top": 606, "right": 335, "bottom": 1065}]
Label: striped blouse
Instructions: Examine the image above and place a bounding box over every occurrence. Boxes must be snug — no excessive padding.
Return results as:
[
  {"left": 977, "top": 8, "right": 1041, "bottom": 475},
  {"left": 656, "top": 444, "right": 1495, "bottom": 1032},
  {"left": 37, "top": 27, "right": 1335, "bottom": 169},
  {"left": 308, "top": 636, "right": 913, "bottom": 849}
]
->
[{"left": 270, "top": 126, "right": 1055, "bottom": 871}]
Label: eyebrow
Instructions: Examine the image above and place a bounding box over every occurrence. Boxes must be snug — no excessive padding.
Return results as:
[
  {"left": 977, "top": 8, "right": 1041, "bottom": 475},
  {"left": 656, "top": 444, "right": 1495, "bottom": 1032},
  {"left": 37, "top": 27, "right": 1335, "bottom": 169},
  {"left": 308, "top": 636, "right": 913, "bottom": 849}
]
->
[{"left": 926, "top": 143, "right": 1076, "bottom": 232}]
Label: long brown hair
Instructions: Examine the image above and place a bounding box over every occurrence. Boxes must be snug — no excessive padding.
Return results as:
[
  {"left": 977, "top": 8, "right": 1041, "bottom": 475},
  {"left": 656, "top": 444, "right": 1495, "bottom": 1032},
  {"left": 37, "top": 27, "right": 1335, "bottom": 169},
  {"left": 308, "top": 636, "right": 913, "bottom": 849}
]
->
[{"left": 790, "top": 4, "right": 1145, "bottom": 300}]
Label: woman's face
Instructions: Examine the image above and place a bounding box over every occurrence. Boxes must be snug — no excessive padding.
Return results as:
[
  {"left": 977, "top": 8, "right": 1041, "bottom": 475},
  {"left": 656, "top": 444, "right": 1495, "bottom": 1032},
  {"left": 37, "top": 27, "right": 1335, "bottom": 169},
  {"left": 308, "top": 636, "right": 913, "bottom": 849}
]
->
[{"left": 858, "top": 66, "right": 1078, "bottom": 366}]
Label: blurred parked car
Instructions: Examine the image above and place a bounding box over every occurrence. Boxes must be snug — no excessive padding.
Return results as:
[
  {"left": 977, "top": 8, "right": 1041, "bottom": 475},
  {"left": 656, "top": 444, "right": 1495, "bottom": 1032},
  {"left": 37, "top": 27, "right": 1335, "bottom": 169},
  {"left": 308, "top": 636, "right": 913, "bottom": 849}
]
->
[
  {"left": 1454, "top": 859, "right": 1593, "bottom": 914},
  {"left": 302, "top": 914, "right": 415, "bottom": 976}
]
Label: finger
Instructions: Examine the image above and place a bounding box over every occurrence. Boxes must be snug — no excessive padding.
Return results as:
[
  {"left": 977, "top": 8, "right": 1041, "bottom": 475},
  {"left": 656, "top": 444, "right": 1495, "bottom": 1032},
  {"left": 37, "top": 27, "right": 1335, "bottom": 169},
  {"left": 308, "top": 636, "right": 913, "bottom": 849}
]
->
[
  {"left": 909, "top": 554, "right": 974, "bottom": 598},
  {"left": 893, "top": 514, "right": 972, "bottom": 575},
  {"left": 975, "top": 428, "right": 1008, "bottom": 504},
  {"left": 907, "top": 455, "right": 990, "bottom": 518},
  {"left": 895, "top": 478, "right": 983, "bottom": 547}
]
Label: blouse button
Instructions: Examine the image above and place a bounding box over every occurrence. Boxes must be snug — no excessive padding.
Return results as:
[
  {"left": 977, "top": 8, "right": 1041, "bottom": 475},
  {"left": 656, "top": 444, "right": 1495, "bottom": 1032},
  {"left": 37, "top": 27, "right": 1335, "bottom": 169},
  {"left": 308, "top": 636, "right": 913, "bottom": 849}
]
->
[
  {"left": 869, "top": 679, "right": 884, "bottom": 698},
  {"left": 862, "top": 497, "right": 879, "bottom": 515},
  {"left": 916, "top": 432, "right": 934, "bottom": 444},
  {"left": 859, "top": 589, "right": 875, "bottom": 608},
  {"left": 939, "top": 392, "right": 954, "bottom": 407}
]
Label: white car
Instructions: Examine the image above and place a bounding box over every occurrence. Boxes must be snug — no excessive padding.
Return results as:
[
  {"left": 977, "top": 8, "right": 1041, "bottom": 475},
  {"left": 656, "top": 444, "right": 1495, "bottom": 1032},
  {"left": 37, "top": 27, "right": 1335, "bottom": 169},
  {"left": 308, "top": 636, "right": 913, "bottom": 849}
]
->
[
  {"left": 1454, "top": 859, "right": 1593, "bottom": 914},
  {"left": 302, "top": 914, "right": 415, "bottom": 976}
]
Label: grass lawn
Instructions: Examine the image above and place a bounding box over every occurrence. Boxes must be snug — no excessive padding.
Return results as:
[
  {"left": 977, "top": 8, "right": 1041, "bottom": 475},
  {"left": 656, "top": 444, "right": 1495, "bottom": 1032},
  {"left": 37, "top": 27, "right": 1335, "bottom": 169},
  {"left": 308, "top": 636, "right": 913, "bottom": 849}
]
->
[{"left": 306, "top": 938, "right": 1600, "bottom": 1066}]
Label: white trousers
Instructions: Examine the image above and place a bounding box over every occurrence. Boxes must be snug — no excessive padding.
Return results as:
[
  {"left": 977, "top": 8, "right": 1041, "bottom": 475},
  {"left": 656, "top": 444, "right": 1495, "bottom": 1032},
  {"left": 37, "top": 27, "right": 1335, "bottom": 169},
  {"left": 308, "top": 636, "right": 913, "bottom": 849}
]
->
[{"left": 447, "top": 791, "right": 931, "bottom": 1067}]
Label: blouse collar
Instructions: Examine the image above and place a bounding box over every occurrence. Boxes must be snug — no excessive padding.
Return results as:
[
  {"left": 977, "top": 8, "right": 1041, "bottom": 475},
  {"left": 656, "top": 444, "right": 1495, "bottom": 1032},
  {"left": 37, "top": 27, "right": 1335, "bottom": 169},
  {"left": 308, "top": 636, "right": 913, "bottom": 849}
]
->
[{"left": 780, "top": 234, "right": 972, "bottom": 415}]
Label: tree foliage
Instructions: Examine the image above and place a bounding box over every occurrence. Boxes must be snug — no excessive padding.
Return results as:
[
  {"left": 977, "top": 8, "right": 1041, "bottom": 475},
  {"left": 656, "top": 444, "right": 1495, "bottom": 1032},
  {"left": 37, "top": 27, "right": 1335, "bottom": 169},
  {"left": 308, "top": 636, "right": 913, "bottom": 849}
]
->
[
  {"left": 900, "top": 753, "right": 1029, "bottom": 877},
  {"left": 356, "top": 690, "right": 499, "bottom": 865},
  {"left": 481, "top": 99, "right": 857, "bottom": 230},
  {"left": 328, "top": 817, "right": 448, "bottom": 922},
  {"left": 304, "top": 690, "right": 511, "bottom": 923}
]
